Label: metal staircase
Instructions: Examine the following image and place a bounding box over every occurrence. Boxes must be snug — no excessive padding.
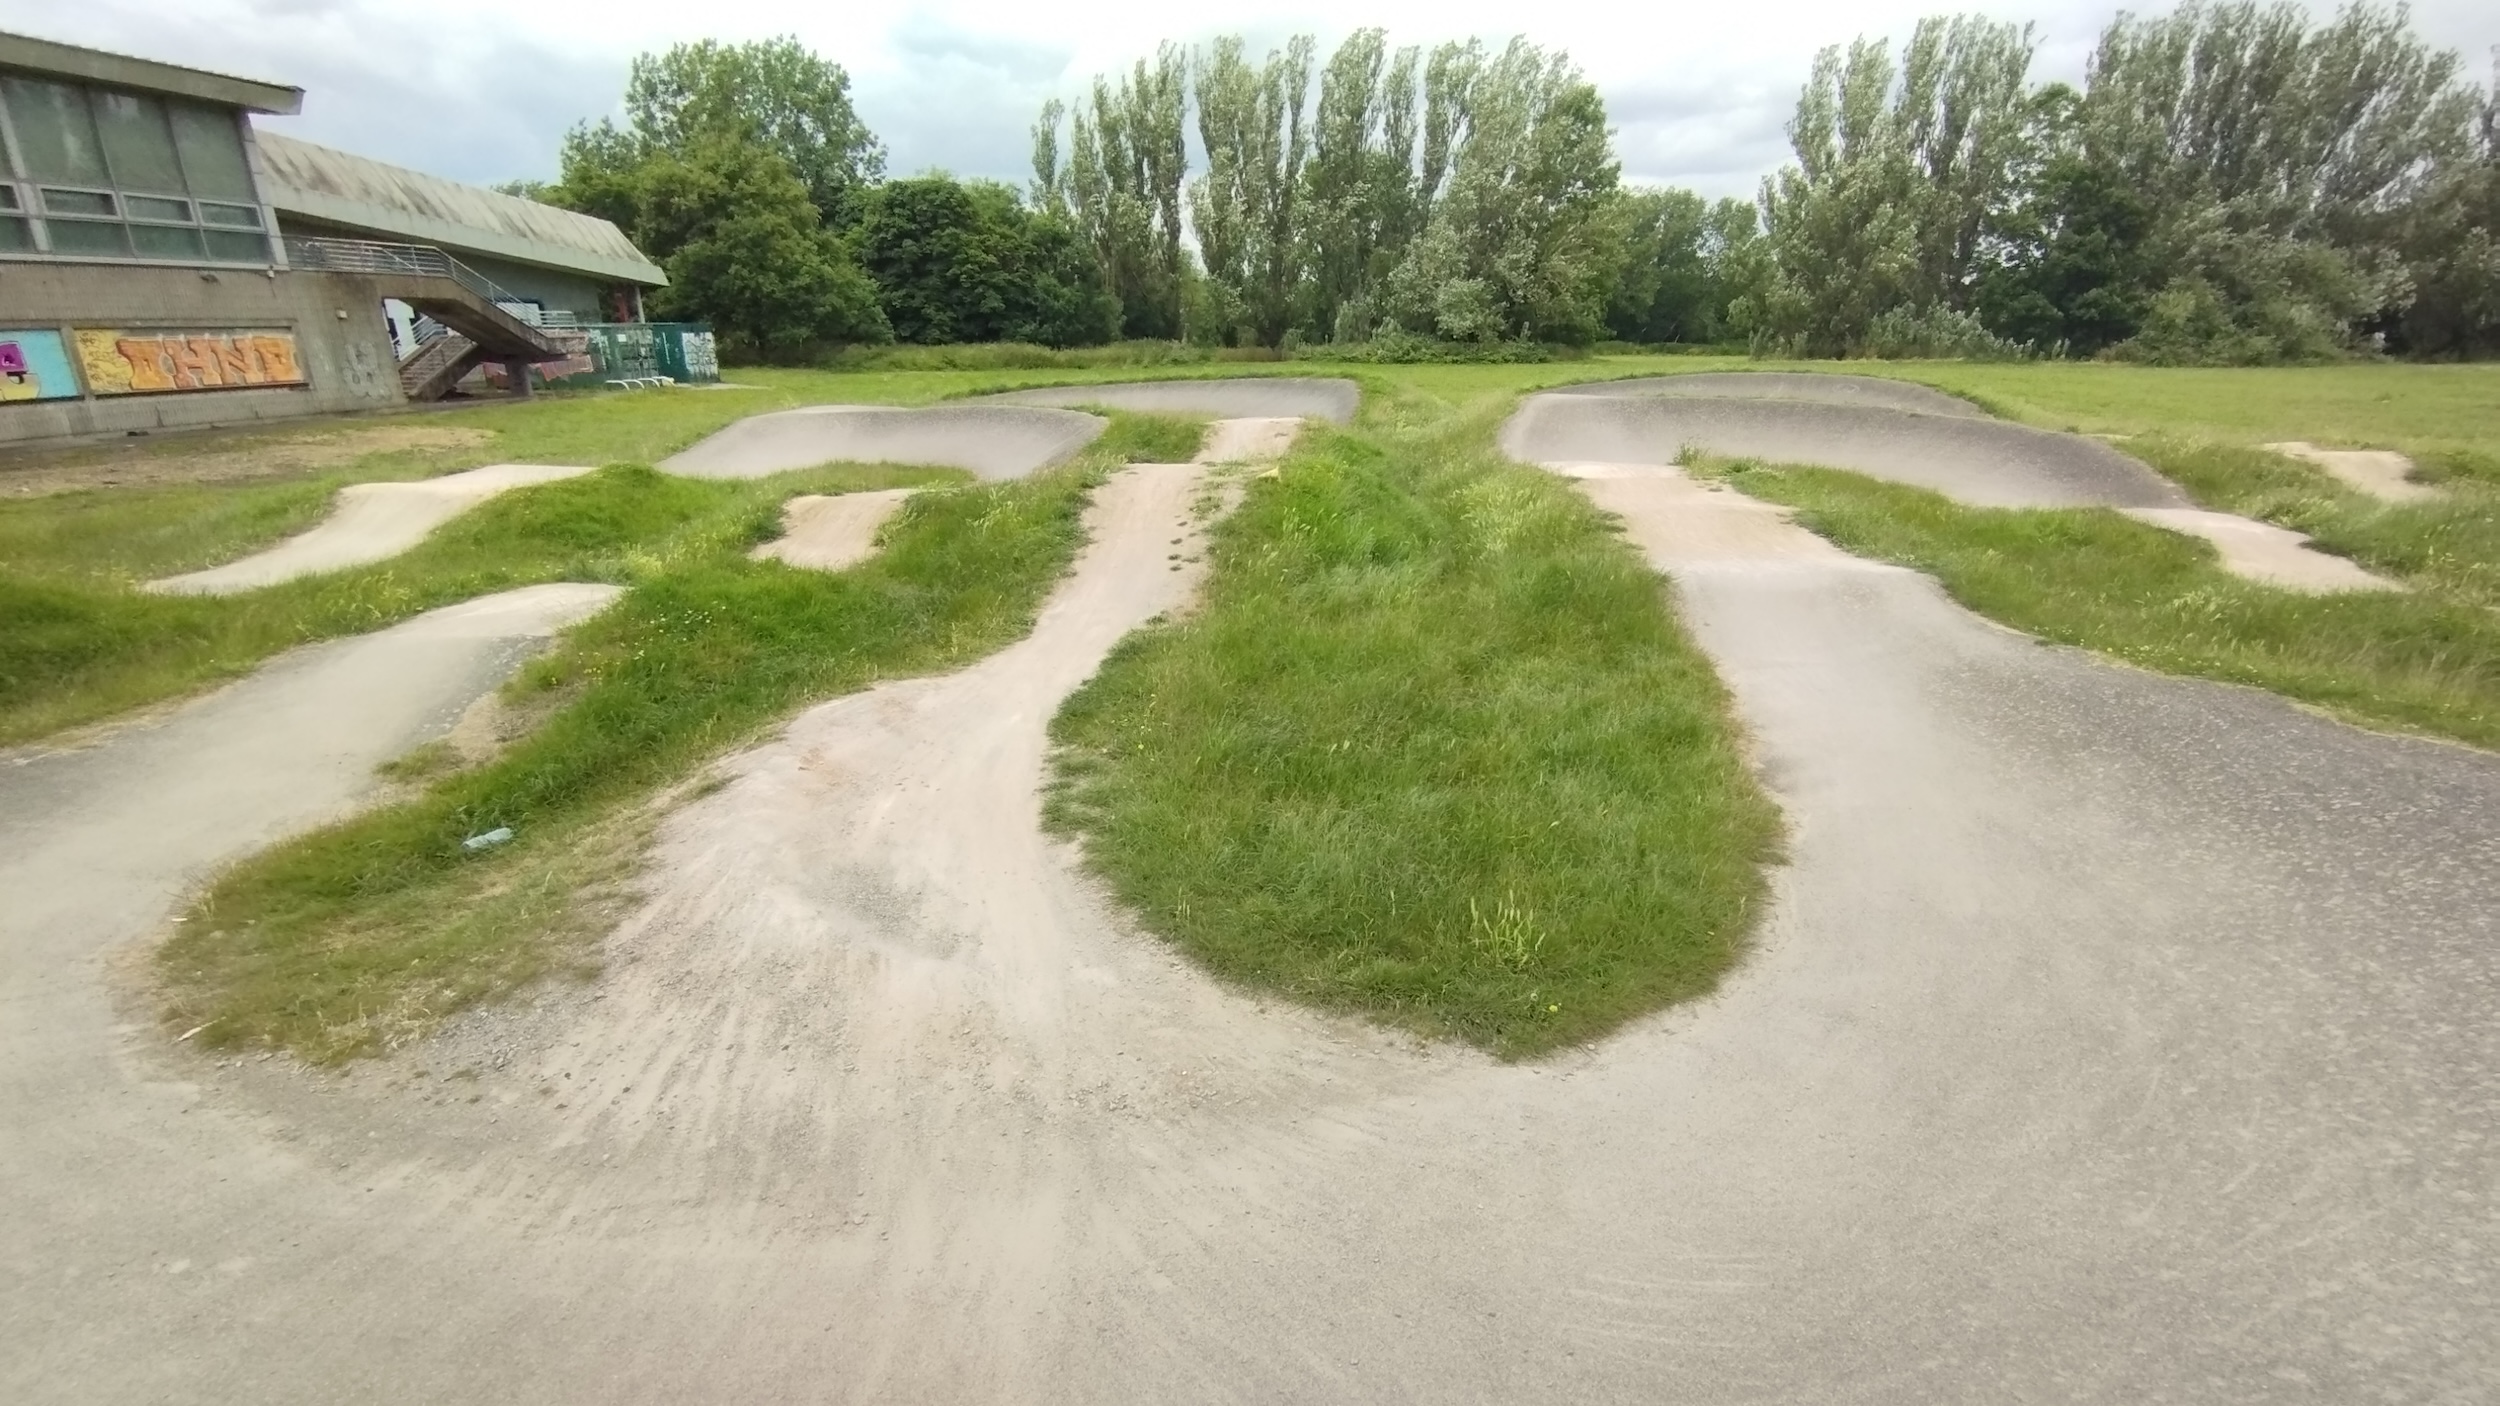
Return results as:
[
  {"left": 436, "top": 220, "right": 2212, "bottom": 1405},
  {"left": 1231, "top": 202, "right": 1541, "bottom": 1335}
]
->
[
  {"left": 286, "top": 236, "right": 568, "bottom": 400},
  {"left": 397, "top": 327, "right": 482, "bottom": 400}
]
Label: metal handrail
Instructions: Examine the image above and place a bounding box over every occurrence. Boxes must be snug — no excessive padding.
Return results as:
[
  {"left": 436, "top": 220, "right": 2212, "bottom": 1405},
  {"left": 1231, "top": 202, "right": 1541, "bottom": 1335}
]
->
[{"left": 283, "top": 235, "right": 529, "bottom": 310}]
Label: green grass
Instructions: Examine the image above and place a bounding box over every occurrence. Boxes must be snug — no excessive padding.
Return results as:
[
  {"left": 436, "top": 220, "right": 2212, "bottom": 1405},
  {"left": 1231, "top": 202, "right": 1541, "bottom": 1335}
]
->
[
  {"left": 2125, "top": 437, "right": 2500, "bottom": 610},
  {"left": 1694, "top": 457, "right": 2500, "bottom": 748},
  {"left": 23, "top": 357, "right": 2492, "bottom": 1064},
  {"left": 1045, "top": 384, "right": 1780, "bottom": 1058},
  {"left": 155, "top": 413, "right": 1203, "bottom": 1062},
  {"left": 0, "top": 461, "right": 946, "bottom": 745}
]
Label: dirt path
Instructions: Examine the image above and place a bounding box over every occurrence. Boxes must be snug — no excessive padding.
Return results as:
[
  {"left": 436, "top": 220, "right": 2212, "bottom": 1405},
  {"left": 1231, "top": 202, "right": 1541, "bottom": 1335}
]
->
[
  {"left": 5, "top": 410, "right": 2495, "bottom": 1402},
  {"left": 751, "top": 489, "right": 917, "bottom": 571},
  {"left": 2264, "top": 440, "right": 2441, "bottom": 503},
  {"left": 144, "top": 464, "right": 595, "bottom": 594}
]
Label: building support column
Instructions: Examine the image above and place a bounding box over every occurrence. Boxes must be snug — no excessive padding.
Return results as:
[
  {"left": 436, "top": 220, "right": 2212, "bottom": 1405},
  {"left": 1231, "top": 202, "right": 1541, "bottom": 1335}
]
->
[{"left": 504, "top": 357, "right": 533, "bottom": 398}]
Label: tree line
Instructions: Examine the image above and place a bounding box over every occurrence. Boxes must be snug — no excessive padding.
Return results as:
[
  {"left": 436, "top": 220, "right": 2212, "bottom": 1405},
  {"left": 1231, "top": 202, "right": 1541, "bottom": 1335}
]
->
[{"left": 524, "top": 5, "right": 2500, "bottom": 363}]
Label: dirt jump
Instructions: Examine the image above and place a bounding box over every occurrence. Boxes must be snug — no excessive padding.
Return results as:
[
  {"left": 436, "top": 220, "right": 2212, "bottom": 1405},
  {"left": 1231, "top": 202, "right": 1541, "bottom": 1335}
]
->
[
  {"left": 660, "top": 404, "right": 1106, "bottom": 479},
  {"left": 4, "top": 382, "right": 2494, "bottom": 1403},
  {"left": 145, "top": 464, "right": 595, "bottom": 595},
  {"left": 982, "top": 375, "right": 1361, "bottom": 423},
  {"left": 1511, "top": 373, "right": 2395, "bottom": 590}
]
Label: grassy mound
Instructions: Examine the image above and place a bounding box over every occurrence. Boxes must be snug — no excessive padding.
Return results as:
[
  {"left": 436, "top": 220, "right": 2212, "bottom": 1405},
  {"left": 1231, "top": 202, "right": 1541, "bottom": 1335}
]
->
[{"left": 1047, "top": 392, "right": 1778, "bottom": 1057}]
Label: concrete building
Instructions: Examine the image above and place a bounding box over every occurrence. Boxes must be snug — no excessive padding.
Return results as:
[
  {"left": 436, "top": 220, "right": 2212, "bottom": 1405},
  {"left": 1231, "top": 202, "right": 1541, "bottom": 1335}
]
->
[{"left": 0, "top": 31, "right": 670, "bottom": 447}]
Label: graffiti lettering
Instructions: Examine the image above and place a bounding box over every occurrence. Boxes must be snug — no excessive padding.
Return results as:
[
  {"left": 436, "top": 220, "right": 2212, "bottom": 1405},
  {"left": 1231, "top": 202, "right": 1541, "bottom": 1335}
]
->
[
  {"left": 0, "top": 330, "right": 79, "bottom": 403},
  {"left": 75, "top": 329, "right": 309, "bottom": 396}
]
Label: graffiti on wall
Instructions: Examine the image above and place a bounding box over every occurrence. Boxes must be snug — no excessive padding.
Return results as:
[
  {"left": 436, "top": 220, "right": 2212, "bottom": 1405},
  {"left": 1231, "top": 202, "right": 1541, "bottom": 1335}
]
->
[
  {"left": 480, "top": 331, "right": 597, "bottom": 391},
  {"left": 74, "top": 329, "right": 307, "bottom": 396},
  {"left": 0, "top": 329, "right": 81, "bottom": 402},
  {"left": 678, "top": 330, "right": 719, "bottom": 379}
]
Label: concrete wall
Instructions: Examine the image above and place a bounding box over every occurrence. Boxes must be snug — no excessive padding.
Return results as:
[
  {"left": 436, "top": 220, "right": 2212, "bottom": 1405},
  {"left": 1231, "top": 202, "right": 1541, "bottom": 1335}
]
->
[{"left": 0, "top": 260, "right": 403, "bottom": 446}]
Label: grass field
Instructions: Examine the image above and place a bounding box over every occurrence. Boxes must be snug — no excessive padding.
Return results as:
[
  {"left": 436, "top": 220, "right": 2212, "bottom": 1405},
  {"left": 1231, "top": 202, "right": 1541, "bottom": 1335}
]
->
[{"left": 7, "top": 354, "right": 2492, "bottom": 1062}]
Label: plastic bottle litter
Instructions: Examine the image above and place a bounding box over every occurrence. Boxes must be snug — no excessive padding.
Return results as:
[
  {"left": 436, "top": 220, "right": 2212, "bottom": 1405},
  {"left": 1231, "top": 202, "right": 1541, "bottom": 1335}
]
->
[{"left": 461, "top": 826, "right": 515, "bottom": 852}]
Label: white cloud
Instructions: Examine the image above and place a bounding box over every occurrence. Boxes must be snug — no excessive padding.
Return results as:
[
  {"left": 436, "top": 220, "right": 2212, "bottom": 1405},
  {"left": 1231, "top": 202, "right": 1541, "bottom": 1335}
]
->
[{"left": 11, "top": 1, "right": 2498, "bottom": 198}]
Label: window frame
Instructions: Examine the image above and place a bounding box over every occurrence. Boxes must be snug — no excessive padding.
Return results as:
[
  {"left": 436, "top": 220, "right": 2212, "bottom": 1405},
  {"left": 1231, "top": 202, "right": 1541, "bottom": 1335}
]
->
[{"left": 0, "top": 73, "right": 275, "bottom": 268}]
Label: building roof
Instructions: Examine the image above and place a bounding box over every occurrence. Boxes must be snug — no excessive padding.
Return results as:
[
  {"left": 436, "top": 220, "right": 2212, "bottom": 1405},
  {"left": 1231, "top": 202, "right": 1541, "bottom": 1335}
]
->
[
  {"left": 256, "top": 132, "right": 666, "bottom": 288},
  {"left": 0, "top": 31, "right": 302, "bottom": 114}
]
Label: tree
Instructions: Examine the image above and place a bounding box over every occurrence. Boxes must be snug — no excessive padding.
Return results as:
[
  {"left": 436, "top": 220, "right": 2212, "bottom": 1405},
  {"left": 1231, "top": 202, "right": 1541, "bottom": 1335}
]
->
[
  {"left": 1758, "top": 14, "right": 2036, "bottom": 355},
  {"left": 638, "top": 138, "right": 889, "bottom": 358},
  {"left": 1299, "top": 31, "right": 1424, "bottom": 343},
  {"left": 625, "top": 37, "right": 884, "bottom": 226},
  {"left": 1034, "top": 47, "right": 1190, "bottom": 339},
  {"left": 2393, "top": 55, "right": 2500, "bottom": 356},
  {"left": 1379, "top": 39, "right": 1621, "bottom": 343},
  {"left": 1974, "top": 83, "right": 2160, "bottom": 353},
  {"left": 854, "top": 176, "right": 1116, "bottom": 347},
  {"left": 2076, "top": 2, "right": 2478, "bottom": 360},
  {"left": 1189, "top": 35, "right": 1315, "bottom": 346}
]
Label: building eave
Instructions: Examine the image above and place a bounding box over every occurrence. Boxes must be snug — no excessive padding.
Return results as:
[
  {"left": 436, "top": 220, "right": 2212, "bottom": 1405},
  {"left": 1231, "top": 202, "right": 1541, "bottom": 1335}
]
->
[
  {"left": 268, "top": 186, "right": 669, "bottom": 287},
  {"left": 0, "top": 31, "right": 302, "bottom": 114}
]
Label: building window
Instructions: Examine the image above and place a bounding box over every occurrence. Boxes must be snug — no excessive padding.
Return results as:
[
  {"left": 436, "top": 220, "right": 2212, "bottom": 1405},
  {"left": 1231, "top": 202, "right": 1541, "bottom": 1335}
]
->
[{"left": 0, "top": 75, "right": 269, "bottom": 265}]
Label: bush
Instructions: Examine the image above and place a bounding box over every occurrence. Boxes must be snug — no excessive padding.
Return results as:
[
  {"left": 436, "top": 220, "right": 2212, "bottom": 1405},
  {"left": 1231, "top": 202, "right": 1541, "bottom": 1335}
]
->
[
  {"left": 1853, "top": 304, "right": 2028, "bottom": 360},
  {"left": 1298, "top": 330, "right": 1573, "bottom": 364}
]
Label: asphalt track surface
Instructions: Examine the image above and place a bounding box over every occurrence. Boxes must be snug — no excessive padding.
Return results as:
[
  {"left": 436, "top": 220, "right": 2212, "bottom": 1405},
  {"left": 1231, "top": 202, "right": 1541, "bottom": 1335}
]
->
[
  {"left": 1513, "top": 376, "right": 2392, "bottom": 590},
  {"left": 983, "top": 375, "right": 1361, "bottom": 423},
  {"left": 660, "top": 403, "right": 1106, "bottom": 480},
  {"left": 5, "top": 387, "right": 2495, "bottom": 1402}
]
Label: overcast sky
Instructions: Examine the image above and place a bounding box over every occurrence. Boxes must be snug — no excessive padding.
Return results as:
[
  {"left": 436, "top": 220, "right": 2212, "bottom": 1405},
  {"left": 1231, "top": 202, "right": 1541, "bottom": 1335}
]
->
[{"left": 16, "top": 0, "right": 2500, "bottom": 201}]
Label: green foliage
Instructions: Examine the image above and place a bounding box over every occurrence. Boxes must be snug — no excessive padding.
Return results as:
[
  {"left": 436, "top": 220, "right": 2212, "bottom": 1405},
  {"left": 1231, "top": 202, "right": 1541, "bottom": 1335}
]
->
[
  {"left": 1298, "top": 30, "right": 1426, "bottom": 346},
  {"left": 1758, "top": 15, "right": 2038, "bottom": 356},
  {"left": 623, "top": 35, "right": 884, "bottom": 226},
  {"left": 2392, "top": 58, "right": 2500, "bottom": 358},
  {"left": 1032, "top": 47, "right": 1191, "bottom": 340},
  {"left": 1378, "top": 39, "right": 1621, "bottom": 344},
  {"left": 1757, "top": 3, "right": 2498, "bottom": 363},
  {"left": 1046, "top": 404, "right": 1777, "bottom": 1056},
  {"left": 1188, "top": 36, "right": 1316, "bottom": 348},
  {"left": 1604, "top": 190, "right": 1768, "bottom": 344},
  {"left": 640, "top": 139, "right": 891, "bottom": 358},
  {"left": 1976, "top": 109, "right": 2162, "bottom": 354},
  {"left": 854, "top": 176, "right": 1118, "bottom": 347}
]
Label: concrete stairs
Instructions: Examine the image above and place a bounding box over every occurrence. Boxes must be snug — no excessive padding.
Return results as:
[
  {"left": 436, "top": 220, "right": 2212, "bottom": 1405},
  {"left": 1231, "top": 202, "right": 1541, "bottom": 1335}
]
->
[
  {"left": 398, "top": 331, "right": 486, "bottom": 401},
  {"left": 287, "top": 237, "right": 568, "bottom": 402}
]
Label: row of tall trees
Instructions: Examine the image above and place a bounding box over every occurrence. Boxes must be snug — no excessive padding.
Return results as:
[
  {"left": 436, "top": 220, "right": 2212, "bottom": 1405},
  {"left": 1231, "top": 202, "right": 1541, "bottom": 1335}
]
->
[
  {"left": 1030, "top": 32, "right": 1625, "bottom": 348},
  {"left": 526, "top": 8, "right": 2499, "bottom": 363},
  {"left": 1757, "top": 2, "right": 2500, "bottom": 360}
]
